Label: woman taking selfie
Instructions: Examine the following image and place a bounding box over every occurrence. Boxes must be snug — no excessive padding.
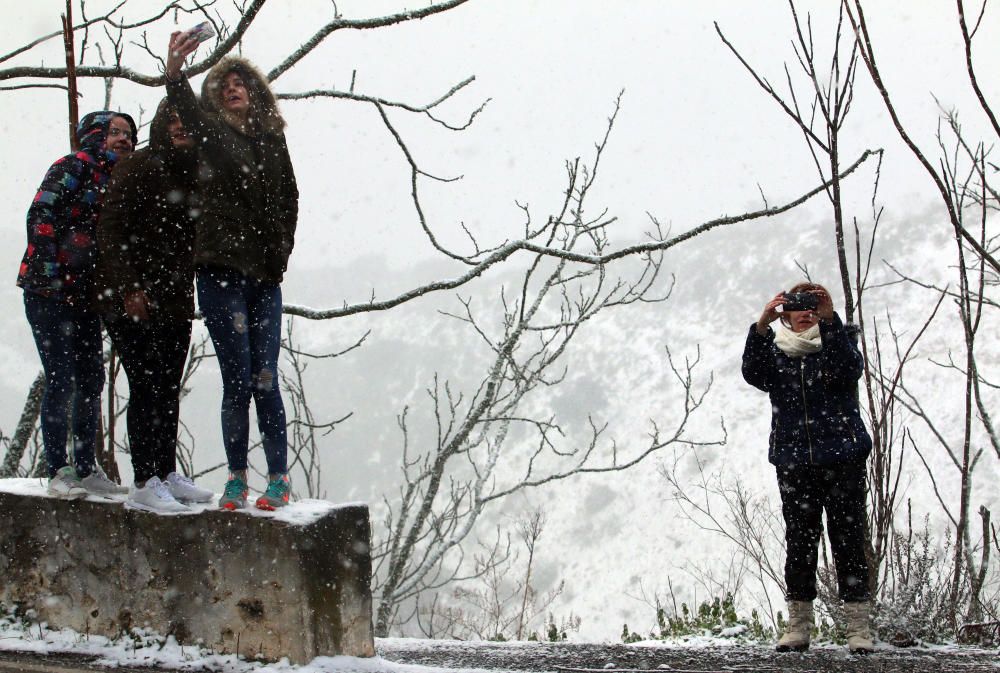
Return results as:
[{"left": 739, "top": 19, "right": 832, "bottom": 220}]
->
[
  {"left": 742, "top": 282, "right": 874, "bottom": 653},
  {"left": 164, "top": 30, "right": 298, "bottom": 511}
]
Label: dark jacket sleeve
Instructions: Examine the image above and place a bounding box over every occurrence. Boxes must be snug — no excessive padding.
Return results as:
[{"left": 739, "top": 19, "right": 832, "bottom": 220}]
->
[
  {"left": 96, "top": 154, "right": 147, "bottom": 302},
  {"left": 817, "top": 313, "right": 865, "bottom": 387},
  {"left": 21, "top": 155, "right": 86, "bottom": 294},
  {"left": 276, "top": 134, "right": 298, "bottom": 272},
  {"left": 742, "top": 323, "right": 776, "bottom": 392}
]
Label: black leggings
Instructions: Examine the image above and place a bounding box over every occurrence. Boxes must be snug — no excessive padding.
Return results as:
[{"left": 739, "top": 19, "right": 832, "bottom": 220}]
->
[
  {"left": 776, "top": 461, "right": 871, "bottom": 603},
  {"left": 106, "top": 317, "right": 192, "bottom": 483}
]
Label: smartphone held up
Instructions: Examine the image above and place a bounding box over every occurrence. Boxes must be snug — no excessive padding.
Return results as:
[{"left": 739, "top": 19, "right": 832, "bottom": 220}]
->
[
  {"left": 185, "top": 21, "right": 216, "bottom": 44},
  {"left": 781, "top": 292, "right": 818, "bottom": 312}
]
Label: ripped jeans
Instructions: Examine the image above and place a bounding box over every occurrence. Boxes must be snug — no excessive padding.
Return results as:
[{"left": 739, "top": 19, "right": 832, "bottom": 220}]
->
[{"left": 197, "top": 266, "right": 287, "bottom": 475}]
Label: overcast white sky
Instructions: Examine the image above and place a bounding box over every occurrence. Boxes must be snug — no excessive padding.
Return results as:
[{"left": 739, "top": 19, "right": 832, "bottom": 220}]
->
[{"left": 2, "top": 1, "right": 999, "bottom": 639}]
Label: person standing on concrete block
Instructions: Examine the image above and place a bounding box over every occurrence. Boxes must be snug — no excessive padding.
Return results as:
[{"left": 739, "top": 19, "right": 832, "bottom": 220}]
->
[
  {"left": 95, "top": 98, "right": 215, "bottom": 513},
  {"left": 165, "top": 32, "right": 298, "bottom": 511},
  {"left": 17, "top": 110, "right": 136, "bottom": 498}
]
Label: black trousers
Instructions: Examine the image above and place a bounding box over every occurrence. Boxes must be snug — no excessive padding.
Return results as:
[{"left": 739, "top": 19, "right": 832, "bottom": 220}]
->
[
  {"left": 776, "top": 461, "right": 871, "bottom": 603},
  {"left": 106, "top": 317, "right": 192, "bottom": 483}
]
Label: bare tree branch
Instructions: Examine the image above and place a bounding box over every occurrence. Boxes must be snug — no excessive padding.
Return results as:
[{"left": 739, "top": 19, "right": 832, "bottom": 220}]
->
[{"left": 283, "top": 149, "right": 880, "bottom": 321}]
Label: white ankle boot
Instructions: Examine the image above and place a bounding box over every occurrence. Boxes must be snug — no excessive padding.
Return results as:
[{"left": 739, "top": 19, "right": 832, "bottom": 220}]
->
[
  {"left": 844, "top": 601, "right": 874, "bottom": 653},
  {"left": 776, "top": 600, "right": 813, "bottom": 651}
]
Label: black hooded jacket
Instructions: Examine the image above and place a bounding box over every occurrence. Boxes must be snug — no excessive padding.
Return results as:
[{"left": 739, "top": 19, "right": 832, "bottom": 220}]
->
[{"left": 94, "top": 99, "right": 199, "bottom": 320}]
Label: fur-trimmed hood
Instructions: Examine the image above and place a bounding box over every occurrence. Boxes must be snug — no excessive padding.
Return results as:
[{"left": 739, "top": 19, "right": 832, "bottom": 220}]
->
[{"left": 200, "top": 55, "right": 285, "bottom": 136}]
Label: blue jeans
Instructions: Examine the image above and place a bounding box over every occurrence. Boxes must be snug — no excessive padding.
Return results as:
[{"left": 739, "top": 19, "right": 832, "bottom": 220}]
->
[
  {"left": 197, "top": 267, "right": 287, "bottom": 475},
  {"left": 23, "top": 292, "right": 105, "bottom": 478}
]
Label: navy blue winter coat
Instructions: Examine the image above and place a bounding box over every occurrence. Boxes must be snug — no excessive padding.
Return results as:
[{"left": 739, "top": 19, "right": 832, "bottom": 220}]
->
[{"left": 741, "top": 313, "right": 872, "bottom": 466}]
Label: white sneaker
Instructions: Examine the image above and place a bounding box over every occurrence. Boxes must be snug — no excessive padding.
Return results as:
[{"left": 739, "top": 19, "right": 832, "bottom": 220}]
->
[
  {"left": 164, "top": 471, "right": 213, "bottom": 503},
  {"left": 126, "top": 477, "right": 191, "bottom": 514},
  {"left": 48, "top": 466, "right": 87, "bottom": 498},
  {"left": 81, "top": 467, "right": 128, "bottom": 496}
]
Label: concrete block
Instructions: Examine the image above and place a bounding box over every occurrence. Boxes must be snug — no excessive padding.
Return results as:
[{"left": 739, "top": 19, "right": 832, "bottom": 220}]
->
[{"left": 0, "top": 479, "right": 374, "bottom": 664}]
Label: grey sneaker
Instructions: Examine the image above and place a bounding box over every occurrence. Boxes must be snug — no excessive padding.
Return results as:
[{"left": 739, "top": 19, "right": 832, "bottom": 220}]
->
[
  {"left": 48, "top": 466, "right": 87, "bottom": 498},
  {"left": 126, "top": 477, "right": 191, "bottom": 514},
  {"left": 255, "top": 473, "right": 291, "bottom": 511},
  {"left": 219, "top": 473, "right": 248, "bottom": 511},
  {"left": 81, "top": 467, "right": 128, "bottom": 496},
  {"left": 164, "top": 471, "right": 213, "bottom": 503}
]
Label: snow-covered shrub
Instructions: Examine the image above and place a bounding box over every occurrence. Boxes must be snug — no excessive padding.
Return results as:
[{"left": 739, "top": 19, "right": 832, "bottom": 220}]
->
[
  {"left": 622, "top": 593, "right": 774, "bottom": 643},
  {"left": 876, "top": 518, "right": 961, "bottom": 645}
]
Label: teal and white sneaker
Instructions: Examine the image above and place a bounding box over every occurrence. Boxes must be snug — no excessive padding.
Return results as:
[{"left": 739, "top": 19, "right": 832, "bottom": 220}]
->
[
  {"left": 48, "top": 466, "right": 87, "bottom": 498},
  {"left": 255, "top": 474, "right": 290, "bottom": 511},
  {"left": 219, "top": 473, "right": 248, "bottom": 511}
]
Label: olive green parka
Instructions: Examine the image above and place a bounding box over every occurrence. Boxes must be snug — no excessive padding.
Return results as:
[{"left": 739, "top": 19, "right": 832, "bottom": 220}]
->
[{"left": 166, "top": 55, "right": 298, "bottom": 282}]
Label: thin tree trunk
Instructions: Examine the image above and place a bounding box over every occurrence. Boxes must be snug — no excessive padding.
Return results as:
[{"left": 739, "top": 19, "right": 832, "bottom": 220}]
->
[
  {"left": 829, "top": 134, "right": 855, "bottom": 323},
  {"left": 62, "top": 1, "right": 79, "bottom": 151},
  {"left": 965, "top": 506, "right": 991, "bottom": 622},
  {"left": 95, "top": 350, "right": 121, "bottom": 481},
  {"left": 0, "top": 373, "right": 45, "bottom": 478},
  {"left": 950, "top": 241, "right": 975, "bottom": 627},
  {"left": 516, "top": 539, "right": 536, "bottom": 640}
]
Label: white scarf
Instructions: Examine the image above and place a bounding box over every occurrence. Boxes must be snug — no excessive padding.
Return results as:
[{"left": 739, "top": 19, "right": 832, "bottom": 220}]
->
[{"left": 774, "top": 323, "right": 822, "bottom": 357}]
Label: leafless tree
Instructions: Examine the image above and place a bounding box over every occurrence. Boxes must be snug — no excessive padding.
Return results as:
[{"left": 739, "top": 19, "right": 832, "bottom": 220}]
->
[
  {"left": 845, "top": 0, "right": 1000, "bottom": 276},
  {"left": 0, "top": 375, "right": 44, "bottom": 478},
  {"left": 271, "top": 319, "right": 362, "bottom": 499},
  {"left": 718, "top": 0, "right": 860, "bottom": 321},
  {"left": 415, "top": 509, "right": 568, "bottom": 641},
  {"left": 849, "top": 0, "right": 1000, "bottom": 632},
  {"left": 369, "top": 100, "right": 734, "bottom": 635},
  {"left": 881, "top": 115, "right": 996, "bottom": 627}
]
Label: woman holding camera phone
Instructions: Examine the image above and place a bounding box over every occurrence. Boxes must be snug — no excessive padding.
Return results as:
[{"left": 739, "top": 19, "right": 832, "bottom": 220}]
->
[
  {"left": 164, "top": 29, "right": 298, "bottom": 511},
  {"left": 742, "top": 282, "right": 874, "bottom": 653}
]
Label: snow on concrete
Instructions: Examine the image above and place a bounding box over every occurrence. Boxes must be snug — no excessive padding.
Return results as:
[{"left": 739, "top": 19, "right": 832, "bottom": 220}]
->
[{"left": 0, "top": 478, "right": 363, "bottom": 525}]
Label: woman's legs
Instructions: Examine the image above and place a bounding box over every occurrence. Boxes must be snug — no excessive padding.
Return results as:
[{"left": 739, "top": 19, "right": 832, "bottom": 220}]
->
[
  {"left": 824, "top": 461, "right": 871, "bottom": 602},
  {"left": 107, "top": 317, "right": 192, "bottom": 483},
  {"left": 777, "top": 462, "right": 871, "bottom": 602},
  {"left": 23, "top": 292, "right": 104, "bottom": 478},
  {"left": 245, "top": 280, "right": 287, "bottom": 476},
  {"left": 776, "top": 464, "right": 825, "bottom": 602},
  {"left": 198, "top": 268, "right": 254, "bottom": 472},
  {"left": 198, "top": 267, "right": 287, "bottom": 476}
]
